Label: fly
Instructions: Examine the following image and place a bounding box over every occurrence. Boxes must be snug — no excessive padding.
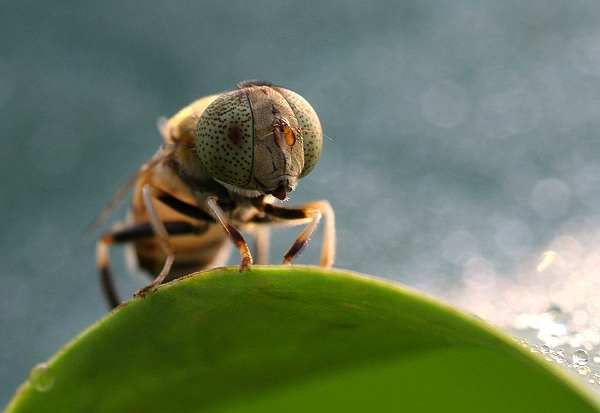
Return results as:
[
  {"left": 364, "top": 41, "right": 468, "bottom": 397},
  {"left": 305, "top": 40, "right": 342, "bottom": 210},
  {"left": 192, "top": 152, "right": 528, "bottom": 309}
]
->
[{"left": 94, "top": 80, "right": 336, "bottom": 309}]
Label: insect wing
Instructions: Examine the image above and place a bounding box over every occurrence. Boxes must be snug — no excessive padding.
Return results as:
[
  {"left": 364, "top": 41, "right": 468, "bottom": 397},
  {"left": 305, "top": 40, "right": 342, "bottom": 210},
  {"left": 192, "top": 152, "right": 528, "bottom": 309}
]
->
[{"left": 83, "top": 146, "right": 174, "bottom": 239}]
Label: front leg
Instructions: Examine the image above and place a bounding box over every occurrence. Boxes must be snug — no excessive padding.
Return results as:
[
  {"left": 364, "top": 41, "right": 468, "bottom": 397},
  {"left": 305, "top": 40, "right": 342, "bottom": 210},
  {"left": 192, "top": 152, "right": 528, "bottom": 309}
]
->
[
  {"left": 260, "top": 200, "right": 336, "bottom": 268},
  {"left": 206, "top": 196, "right": 253, "bottom": 271}
]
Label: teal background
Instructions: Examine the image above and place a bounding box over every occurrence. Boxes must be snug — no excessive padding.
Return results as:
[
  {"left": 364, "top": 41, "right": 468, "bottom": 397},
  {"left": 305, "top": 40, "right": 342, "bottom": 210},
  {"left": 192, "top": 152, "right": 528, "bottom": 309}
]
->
[{"left": 4, "top": 0, "right": 600, "bottom": 405}]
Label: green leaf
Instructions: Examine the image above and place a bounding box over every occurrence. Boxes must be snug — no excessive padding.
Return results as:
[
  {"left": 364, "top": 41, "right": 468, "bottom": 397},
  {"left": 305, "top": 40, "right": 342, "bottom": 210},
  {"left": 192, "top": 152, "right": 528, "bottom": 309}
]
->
[{"left": 5, "top": 266, "right": 600, "bottom": 412}]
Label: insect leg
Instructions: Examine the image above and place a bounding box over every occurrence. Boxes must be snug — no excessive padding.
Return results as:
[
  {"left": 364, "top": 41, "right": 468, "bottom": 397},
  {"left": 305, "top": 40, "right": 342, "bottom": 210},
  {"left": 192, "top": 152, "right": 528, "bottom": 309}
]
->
[
  {"left": 140, "top": 185, "right": 247, "bottom": 278},
  {"left": 143, "top": 184, "right": 258, "bottom": 273},
  {"left": 261, "top": 200, "right": 336, "bottom": 267},
  {"left": 97, "top": 239, "right": 121, "bottom": 309},
  {"left": 134, "top": 184, "right": 178, "bottom": 298},
  {"left": 97, "top": 221, "right": 202, "bottom": 309},
  {"left": 206, "top": 196, "right": 253, "bottom": 271}
]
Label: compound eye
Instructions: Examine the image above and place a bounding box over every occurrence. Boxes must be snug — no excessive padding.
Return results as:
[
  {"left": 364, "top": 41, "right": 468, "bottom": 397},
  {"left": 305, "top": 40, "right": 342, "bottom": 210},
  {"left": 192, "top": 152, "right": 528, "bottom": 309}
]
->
[
  {"left": 274, "top": 87, "right": 323, "bottom": 178},
  {"left": 195, "top": 90, "right": 254, "bottom": 188}
]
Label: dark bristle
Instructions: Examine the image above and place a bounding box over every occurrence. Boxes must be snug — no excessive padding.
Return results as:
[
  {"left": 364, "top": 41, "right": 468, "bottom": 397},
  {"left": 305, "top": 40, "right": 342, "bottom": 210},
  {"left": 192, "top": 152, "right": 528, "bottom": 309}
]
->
[{"left": 237, "top": 80, "right": 276, "bottom": 89}]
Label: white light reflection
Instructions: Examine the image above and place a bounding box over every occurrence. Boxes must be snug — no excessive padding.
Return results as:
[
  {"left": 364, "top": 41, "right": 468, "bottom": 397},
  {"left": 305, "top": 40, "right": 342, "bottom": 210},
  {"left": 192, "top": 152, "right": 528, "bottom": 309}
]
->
[{"left": 442, "top": 214, "right": 600, "bottom": 391}]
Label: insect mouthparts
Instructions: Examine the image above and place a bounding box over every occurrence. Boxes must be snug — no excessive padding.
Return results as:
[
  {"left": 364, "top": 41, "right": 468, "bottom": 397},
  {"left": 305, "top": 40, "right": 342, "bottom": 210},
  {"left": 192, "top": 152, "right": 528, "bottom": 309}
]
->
[{"left": 271, "top": 185, "right": 288, "bottom": 201}]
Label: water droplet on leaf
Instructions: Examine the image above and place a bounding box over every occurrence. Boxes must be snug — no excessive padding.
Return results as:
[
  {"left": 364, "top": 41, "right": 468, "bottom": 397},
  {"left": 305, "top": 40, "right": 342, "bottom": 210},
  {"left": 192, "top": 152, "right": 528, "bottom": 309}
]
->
[
  {"left": 29, "top": 363, "right": 55, "bottom": 392},
  {"left": 573, "top": 349, "right": 589, "bottom": 366}
]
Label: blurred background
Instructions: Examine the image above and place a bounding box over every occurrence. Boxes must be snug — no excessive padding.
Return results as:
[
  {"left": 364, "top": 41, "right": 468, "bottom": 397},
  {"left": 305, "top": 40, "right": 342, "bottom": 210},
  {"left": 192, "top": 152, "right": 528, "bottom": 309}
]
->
[{"left": 5, "top": 0, "right": 600, "bottom": 403}]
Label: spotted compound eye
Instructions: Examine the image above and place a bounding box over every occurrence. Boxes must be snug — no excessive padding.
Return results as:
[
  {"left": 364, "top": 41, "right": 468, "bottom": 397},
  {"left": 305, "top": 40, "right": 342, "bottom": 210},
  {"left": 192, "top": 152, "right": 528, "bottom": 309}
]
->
[
  {"left": 195, "top": 82, "right": 324, "bottom": 192},
  {"left": 195, "top": 89, "right": 255, "bottom": 188},
  {"left": 272, "top": 87, "right": 323, "bottom": 178}
]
